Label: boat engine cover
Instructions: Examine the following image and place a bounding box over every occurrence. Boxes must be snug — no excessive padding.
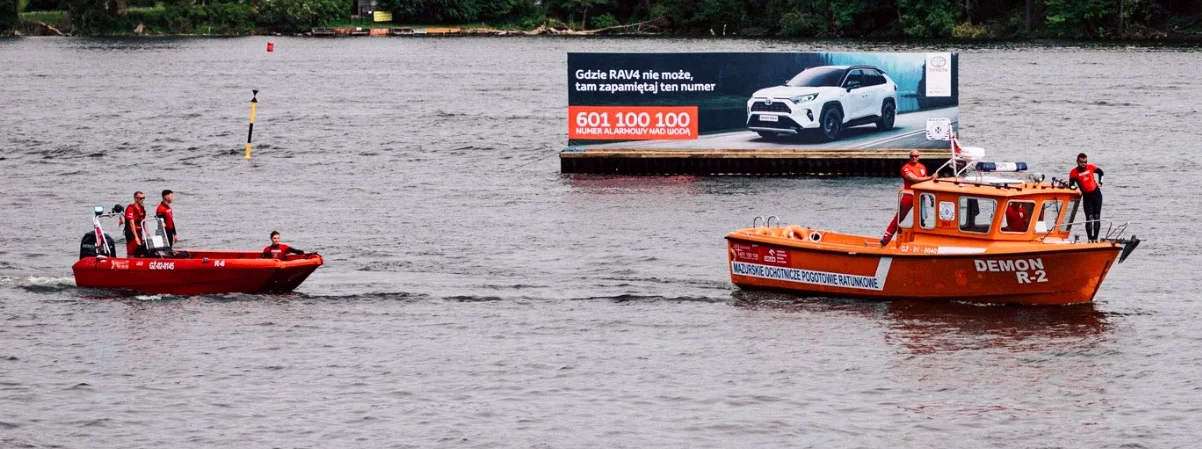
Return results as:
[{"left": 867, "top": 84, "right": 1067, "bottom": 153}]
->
[{"left": 80, "top": 231, "right": 116, "bottom": 259}]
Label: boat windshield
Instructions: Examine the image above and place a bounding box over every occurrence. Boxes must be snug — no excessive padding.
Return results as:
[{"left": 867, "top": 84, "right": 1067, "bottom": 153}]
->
[
  {"left": 918, "top": 193, "right": 936, "bottom": 229},
  {"left": 785, "top": 67, "right": 844, "bottom": 87},
  {"left": 959, "top": 196, "right": 997, "bottom": 234},
  {"left": 141, "top": 217, "right": 172, "bottom": 251},
  {"left": 1060, "top": 199, "right": 1079, "bottom": 232},
  {"left": 1002, "top": 201, "right": 1036, "bottom": 233},
  {"left": 1038, "top": 199, "right": 1064, "bottom": 234}
]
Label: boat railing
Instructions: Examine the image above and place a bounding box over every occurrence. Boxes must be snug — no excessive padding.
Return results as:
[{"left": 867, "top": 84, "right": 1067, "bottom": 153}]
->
[
  {"left": 1038, "top": 218, "right": 1132, "bottom": 242},
  {"left": 751, "top": 215, "right": 780, "bottom": 228},
  {"left": 89, "top": 204, "right": 125, "bottom": 258}
]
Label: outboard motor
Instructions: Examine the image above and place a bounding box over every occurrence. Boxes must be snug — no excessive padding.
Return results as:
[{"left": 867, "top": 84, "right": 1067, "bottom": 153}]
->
[{"left": 80, "top": 231, "right": 116, "bottom": 259}]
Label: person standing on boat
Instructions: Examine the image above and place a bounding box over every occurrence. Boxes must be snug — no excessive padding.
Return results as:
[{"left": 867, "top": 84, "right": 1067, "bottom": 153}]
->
[
  {"left": 881, "top": 150, "right": 935, "bottom": 246},
  {"left": 123, "top": 191, "right": 147, "bottom": 257},
  {"left": 155, "top": 189, "right": 179, "bottom": 246},
  {"left": 261, "top": 231, "right": 307, "bottom": 259},
  {"left": 1068, "top": 153, "right": 1104, "bottom": 242}
]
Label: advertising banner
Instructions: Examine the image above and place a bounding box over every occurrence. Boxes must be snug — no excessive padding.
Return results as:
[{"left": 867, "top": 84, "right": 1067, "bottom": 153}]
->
[{"left": 567, "top": 52, "right": 958, "bottom": 150}]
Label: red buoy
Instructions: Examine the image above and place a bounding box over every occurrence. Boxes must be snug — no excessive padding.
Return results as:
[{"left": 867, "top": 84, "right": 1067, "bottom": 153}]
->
[{"left": 267, "top": 42, "right": 274, "bottom": 52}]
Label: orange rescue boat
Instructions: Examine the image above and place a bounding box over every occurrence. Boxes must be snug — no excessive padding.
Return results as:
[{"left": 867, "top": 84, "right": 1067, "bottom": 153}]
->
[{"left": 726, "top": 141, "right": 1139, "bottom": 306}]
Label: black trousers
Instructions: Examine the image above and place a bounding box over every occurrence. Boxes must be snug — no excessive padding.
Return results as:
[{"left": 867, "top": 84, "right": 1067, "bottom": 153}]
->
[{"left": 1082, "top": 189, "right": 1103, "bottom": 241}]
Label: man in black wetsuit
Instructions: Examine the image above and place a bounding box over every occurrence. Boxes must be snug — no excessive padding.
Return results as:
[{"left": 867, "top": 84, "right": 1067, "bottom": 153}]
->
[{"left": 1068, "top": 153, "right": 1104, "bottom": 242}]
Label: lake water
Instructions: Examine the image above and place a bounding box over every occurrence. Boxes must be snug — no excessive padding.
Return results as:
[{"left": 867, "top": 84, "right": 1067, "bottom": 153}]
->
[{"left": 2, "top": 37, "right": 1201, "bottom": 448}]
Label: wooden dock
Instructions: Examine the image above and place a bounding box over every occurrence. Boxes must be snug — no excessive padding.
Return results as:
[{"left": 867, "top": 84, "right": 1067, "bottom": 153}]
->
[{"left": 559, "top": 148, "right": 950, "bottom": 176}]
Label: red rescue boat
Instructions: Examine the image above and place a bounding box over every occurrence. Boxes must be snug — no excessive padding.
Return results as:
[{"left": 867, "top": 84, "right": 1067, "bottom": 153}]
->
[{"left": 72, "top": 205, "right": 322, "bottom": 296}]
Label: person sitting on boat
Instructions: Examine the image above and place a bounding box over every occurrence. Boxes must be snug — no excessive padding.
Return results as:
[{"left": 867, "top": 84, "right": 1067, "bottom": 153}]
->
[
  {"left": 123, "top": 191, "right": 147, "bottom": 257},
  {"left": 880, "top": 150, "right": 935, "bottom": 246},
  {"left": 1068, "top": 153, "right": 1104, "bottom": 242},
  {"left": 1002, "top": 202, "right": 1031, "bottom": 233},
  {"left": 261, "top": 231, "right": 308, "bottom": 259},
  {"left": 155, "top": 189, "right": 179, "bottom": 246}
]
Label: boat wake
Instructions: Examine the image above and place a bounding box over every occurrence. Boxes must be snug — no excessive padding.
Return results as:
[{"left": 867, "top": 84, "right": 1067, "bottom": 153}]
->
[{"left": 0, "top": 275, "right": 77, "bottom": 294}]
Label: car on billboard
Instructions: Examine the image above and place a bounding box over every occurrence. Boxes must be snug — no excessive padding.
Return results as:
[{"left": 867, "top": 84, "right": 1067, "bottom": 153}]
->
[{"left": 746, "top": 65, "right": 898, "bottom": 141}]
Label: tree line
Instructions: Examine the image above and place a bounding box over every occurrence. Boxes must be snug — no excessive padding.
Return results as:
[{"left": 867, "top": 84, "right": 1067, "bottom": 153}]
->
[{"left": 6, "top": 0, "right": 1201, "bottom": 39}]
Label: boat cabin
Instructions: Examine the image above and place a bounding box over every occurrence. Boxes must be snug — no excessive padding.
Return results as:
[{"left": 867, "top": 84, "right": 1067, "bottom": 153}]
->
[{"left": 892, "top": 176, "right": 1082, "bottom": 245}]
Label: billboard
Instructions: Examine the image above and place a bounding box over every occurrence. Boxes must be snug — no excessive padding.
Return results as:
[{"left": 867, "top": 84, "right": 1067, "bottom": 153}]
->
[{"left": 567, "top": 52, "right": 958, "bottom": 151}]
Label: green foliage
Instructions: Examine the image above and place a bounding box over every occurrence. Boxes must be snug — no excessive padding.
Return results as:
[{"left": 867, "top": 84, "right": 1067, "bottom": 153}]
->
[
  {"left": 66, "top": 0, "right": 123, "bottom": 33},
  {"left": 1044, "top": 0, "right": 1113, "bottom": 38},
  {"left": 590, "top": 11, "right": 617, "bottom": 28},
  {"left": 25, "top": 0, "right": 60, "bottom": 11},
  {"left": 1, "top": 0, "right": 18, "bottom": 32},
  {"left": 13, "top": 0, "right": 1201, "bottom": 38},
  {"left": 378, "top": 0, "right": 534, "bottom": 24},
  {"left": 652, "top": 0, "right": 736, "bottom": 33},
  {"left": 256, "top": 0, "right": 345, "bottom": 32},
  {"left": 163, "top": 1, "right": 254, "bottom": 34},
  {"left": 768, "top": 0, "right": 885, "bottom": 37},
  {"left": 952, "top": 20, "right": 990, "bottom": 38},
  {"left": 896, "top": 0, "right": 957, "bottom": 37},
  {"left": 778, "top": 11, "right": 826, "bottom": 37},
  {"left": 557, "top": 0, "right": 607, "bottom": 29}
]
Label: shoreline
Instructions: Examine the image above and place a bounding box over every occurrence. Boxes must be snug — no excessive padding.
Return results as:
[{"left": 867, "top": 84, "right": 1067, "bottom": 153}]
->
[
  {"left": 9, "top": 31, "right": 1202, "bottom": 46},
  {"left": 11, "top": 17, "right": 1202, "bottom": 43}
]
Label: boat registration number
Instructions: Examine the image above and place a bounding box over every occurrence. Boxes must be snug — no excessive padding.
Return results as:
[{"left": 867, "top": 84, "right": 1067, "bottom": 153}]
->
[
  {"left": 149, "top": 261, "right": 175, "bottom": 270},
  {"left": 760, "top": 115, "right": 778, "bottom": 122}
]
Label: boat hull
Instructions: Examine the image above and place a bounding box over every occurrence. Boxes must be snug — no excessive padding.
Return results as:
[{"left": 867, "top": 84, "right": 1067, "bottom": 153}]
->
[
  {"left": 727, "top": 236, "right": 1121, "bottom": 306},
  {"left": 72, "top": 251, "right": 323, "bottom": 296}
]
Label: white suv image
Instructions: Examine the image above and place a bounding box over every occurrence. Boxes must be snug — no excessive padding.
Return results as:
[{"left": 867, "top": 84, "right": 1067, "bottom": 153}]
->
[{"left": 747, "top": 65, "right": 898, "bottom": 141}]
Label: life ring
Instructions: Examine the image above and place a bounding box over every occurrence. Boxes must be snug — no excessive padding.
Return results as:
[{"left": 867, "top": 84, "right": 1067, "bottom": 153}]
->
[{"left": 787, "top": 225, "right": 807, "bottom": 240}]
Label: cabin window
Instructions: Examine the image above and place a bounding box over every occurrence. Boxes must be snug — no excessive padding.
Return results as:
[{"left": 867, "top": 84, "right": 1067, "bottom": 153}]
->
[
  {"left": 918, "top": 193, "right": 936, "bottom": 229},
  {"left": 899, "top": 191, "right": 915, "bottom": 228},
  {"left": 1037, "top": 200, "right": 1064, "bottom": 234},
  {"left": 959, "top": 196, "right": 997, "bottom": 234},
  {"left": 1060, "top": 199, "right": 1080, "bottom": 233},
  {"left": 1001, "top": 201, "right": 1036, "bottom": 233}
]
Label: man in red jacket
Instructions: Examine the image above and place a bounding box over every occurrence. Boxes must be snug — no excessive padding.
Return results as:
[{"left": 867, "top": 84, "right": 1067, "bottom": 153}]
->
[
  {"left": 1068, "top": 153, "right": 1105, "bottom": 242},
  {"left": 881, "top": 150, "right": 935, "bottom": 246},
  {"left": 262, "top": 231, "right": 307, "bottom": 259},
  {"left": 124, "top": 191, "right": 147, "bottom": 257},
  {"left": 155, "top": 189, "right": 178, "bottom": 246}
]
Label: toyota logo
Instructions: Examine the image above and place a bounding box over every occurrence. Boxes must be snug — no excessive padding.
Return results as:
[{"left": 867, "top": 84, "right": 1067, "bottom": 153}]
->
[{"left": 931, "top": 56, "right": 948, "bottom": 68}]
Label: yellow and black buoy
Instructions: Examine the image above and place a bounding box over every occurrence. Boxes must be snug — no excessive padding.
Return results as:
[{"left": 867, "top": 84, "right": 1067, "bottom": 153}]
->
[{"left": 244, "top": 89, "right": 258, "bottom": 160}]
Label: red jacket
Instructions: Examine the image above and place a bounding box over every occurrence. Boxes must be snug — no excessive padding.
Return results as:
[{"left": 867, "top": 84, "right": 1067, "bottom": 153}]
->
[
  {"left": 901, "top": 161, "right": 929, "bottom": 189},
  {"left": 1069, "top": 164, "right": 1103, "bottom": 193},
  {"left": 124, "top": 203, "right": 146, "bottom": 240},
  {"left": 262, "top": 244, "right": 304, "bottom": 259},
  {"left": 156, "top": 202, "right": 175, "bottom": 231}
]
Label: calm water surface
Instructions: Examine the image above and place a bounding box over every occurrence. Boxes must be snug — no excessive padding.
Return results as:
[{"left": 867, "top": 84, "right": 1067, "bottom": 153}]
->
[{"left": 2, "top": 37, "right": 1201, "bottom": 448}]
